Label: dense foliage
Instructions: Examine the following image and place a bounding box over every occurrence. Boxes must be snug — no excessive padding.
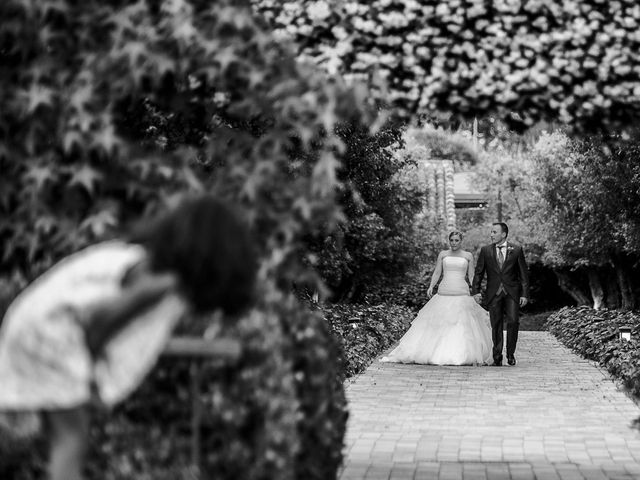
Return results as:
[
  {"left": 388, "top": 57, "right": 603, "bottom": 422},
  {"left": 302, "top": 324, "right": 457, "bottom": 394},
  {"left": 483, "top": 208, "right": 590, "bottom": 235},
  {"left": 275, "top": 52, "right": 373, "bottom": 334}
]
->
[
  {"left": 255, "top": 0, "right": 640, "bottom": 134},
  {"left": 321, "top": 303, "right": 413, "bottom": 378},
  {"left": 0, "top": 0, "right": 376, "bottom": 293},
  {"left": 307, "top": 121, "right": 435, "bottom": 302},
  {"left": 276, "top": 301, "right": 348, "bottom": 480},
  {"left": 0, "top": 1, "right": 379, "bottom": 478},
  {"left": 469, "top": 127, "right": 640, "bottom": 310},
  {"left": 546, "top": 307, "right": 640, "bottom": 398},
  {"left": 529, "top": 132, "right": 640, "bottom": 309}
]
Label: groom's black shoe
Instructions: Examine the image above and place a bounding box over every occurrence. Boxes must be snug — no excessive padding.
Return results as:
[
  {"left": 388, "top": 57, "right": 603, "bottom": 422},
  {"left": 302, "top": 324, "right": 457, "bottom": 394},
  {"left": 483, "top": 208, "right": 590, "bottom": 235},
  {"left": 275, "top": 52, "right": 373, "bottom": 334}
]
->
[
  {"left": 492, "top": 360, "right": 502, "bottom": 366},
  {"left": 507, "top": 356, "right": 516, "bottom": 366}
]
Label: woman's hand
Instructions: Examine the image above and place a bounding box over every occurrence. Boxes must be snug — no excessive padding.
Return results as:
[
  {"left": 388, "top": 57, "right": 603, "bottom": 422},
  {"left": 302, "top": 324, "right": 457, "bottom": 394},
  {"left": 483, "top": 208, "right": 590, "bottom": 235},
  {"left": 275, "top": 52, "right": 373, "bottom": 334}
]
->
[{"left": 427, "top": 286, "right": 434, "bottom": 298}]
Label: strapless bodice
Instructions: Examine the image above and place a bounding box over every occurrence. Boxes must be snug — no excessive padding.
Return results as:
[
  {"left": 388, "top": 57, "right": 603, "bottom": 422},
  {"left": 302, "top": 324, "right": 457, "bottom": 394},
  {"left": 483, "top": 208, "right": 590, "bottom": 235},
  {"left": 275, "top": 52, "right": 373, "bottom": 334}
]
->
[{"left": 438, "top": 256, "right": 470, "bottom": 296}]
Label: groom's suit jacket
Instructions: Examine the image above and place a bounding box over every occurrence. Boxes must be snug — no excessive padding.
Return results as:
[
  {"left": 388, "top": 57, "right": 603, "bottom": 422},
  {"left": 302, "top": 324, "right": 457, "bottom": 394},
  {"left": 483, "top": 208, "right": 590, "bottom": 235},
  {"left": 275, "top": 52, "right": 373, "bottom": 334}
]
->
[{"left": 471, "top": 243, "right": 530, "bottom": 304}]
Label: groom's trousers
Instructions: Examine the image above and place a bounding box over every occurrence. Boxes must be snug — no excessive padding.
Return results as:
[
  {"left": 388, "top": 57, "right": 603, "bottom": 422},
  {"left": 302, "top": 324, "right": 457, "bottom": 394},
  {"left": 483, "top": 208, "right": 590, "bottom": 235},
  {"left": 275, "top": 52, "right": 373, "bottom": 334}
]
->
[{"left": 488, "top": 291, "right": 519, "bottom": 363}]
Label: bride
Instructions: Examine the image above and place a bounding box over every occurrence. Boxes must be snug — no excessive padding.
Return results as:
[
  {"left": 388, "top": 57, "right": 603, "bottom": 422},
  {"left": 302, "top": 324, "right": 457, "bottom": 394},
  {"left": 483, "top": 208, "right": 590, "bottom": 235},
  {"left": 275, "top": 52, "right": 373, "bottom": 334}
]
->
[{"left": 381, "top": 231, "right": 492, "bottom": 365}]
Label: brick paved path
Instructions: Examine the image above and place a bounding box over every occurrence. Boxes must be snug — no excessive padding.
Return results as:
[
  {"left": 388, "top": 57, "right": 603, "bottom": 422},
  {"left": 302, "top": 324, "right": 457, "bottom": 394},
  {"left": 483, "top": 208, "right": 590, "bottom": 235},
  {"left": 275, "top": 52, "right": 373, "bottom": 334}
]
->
[{"left": 340, "top": 332, "right": 640, "bottom": 480}]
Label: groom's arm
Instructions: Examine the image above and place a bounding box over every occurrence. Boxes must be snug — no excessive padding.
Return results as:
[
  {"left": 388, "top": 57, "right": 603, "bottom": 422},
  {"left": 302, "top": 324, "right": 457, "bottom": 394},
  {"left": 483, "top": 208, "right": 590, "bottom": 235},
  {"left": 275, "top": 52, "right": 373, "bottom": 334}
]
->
[{"left": 471, "top": 248, "right": 485, "bottom": 295}]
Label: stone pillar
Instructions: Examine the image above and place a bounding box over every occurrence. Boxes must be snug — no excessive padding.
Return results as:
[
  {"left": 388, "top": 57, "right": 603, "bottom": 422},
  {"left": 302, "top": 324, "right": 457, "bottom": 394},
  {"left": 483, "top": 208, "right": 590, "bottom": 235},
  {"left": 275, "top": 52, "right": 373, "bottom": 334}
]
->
[
  {"left": 443, "top": 160, "right": 456, "bottom": 231},
  {"left": 426, "top": 162, "right": 436, "bottom": 216},
  {"left": 435, "top": 164, "right": 445, "bottom": 221},
  {"left": 417, "top": 159, "right": 456, "bottom": 231}
]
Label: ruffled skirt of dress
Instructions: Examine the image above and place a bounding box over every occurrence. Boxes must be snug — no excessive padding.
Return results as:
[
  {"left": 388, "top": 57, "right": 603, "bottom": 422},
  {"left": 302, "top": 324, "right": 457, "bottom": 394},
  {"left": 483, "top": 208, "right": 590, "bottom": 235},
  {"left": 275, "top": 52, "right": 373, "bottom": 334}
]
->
[{"left": 381, "top": 294, "right": 493, "bottom": 365}]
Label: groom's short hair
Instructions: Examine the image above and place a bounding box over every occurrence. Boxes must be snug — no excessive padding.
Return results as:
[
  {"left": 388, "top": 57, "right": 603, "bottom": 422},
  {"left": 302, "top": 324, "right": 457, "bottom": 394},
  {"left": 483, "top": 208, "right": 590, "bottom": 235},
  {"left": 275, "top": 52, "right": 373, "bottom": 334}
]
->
[{"left": 493, "top": 222, "right": 509, "bottom": 236}]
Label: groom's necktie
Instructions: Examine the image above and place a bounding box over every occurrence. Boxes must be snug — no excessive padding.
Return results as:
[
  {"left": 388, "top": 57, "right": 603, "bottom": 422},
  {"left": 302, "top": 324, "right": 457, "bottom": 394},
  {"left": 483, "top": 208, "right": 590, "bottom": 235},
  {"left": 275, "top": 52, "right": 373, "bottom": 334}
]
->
[{"left": 497, "top": 246, "right": 505, "bottom": 267}]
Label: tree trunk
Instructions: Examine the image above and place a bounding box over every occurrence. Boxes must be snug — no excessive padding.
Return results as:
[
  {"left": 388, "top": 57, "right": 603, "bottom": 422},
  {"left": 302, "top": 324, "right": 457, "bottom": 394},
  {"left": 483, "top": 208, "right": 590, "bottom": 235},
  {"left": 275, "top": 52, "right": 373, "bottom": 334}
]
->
[
  {"left": 554, "top": 271, "right": 591, "bottom": 306},
  {"left": 615, "top": 265, "right": 635, "bottom": 311},
  {"left": 604, "top": 268, "right": 621, "bottom": 309},
  {"left": 612, "top": 255, "right": 637, "bottom": 310},
  {"left": 337, "top": 275, "right": 362, "bottom": 303},
  {"left": 587, "top": 269, "right": 604, "bottom": 310}
]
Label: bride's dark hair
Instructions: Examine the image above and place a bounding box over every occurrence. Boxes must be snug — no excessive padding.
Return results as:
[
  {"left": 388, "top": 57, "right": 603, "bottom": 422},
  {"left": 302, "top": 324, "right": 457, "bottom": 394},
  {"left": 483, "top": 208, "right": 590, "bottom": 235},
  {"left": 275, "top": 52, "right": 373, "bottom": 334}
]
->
[
  {"left": 449, "top": 230, "right": 463, "bottom": 241},
  {"left": 128, "top": 195, "right": 258, "bottom": 315}
]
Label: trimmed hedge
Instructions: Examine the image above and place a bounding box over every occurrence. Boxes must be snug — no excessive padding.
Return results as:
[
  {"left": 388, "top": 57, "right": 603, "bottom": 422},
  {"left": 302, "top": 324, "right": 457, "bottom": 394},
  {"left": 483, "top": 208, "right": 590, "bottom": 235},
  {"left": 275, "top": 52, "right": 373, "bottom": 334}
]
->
[
  {"left": 321, "top": 303, "right": 414, "bottom": 378},
  {"left": 546, "top": 306, "right": 640, "bottom": 398}
]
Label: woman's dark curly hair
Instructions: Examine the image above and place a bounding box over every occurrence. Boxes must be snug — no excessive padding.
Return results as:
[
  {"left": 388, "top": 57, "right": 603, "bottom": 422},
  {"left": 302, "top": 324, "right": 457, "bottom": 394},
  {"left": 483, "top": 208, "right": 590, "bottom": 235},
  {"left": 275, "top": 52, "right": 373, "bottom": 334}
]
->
[{"left": 128, "top": 195, "right": 258, "bottom": 315}]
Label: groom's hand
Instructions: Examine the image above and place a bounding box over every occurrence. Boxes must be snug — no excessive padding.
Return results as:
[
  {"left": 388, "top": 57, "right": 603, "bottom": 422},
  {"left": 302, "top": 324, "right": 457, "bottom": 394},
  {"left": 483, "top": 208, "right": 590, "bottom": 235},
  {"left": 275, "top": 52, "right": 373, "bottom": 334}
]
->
[
  {"left": 473, "top": 294, "right": 482, "bottom": 304},
  {"left": 519, "top": 297, "right": 528, "bottom": 307}
]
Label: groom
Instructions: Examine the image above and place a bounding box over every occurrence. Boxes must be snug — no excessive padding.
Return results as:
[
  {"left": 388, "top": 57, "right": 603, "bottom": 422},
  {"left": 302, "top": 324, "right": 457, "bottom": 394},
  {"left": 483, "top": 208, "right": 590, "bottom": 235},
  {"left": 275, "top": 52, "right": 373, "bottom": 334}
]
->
[{"left": 472, "top": 223, "right": 529, "bottom": 366}]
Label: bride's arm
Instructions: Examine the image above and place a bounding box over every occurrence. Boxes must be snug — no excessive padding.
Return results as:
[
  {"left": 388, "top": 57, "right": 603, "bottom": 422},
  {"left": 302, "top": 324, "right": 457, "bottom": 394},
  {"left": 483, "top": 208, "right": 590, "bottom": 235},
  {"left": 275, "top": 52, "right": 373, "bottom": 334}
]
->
[
  {"left": 466, "top": 252, "right": 475, "bottom": 286},
  {"left": 427, "top": 252, "right": 444, "bottom": 297}
]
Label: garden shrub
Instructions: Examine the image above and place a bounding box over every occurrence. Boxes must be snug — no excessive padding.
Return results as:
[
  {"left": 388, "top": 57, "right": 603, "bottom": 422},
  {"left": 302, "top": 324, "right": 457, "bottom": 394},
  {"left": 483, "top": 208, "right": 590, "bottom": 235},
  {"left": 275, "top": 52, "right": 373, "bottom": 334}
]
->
[
  {"left": 320, "top": 303, "right": 414, "bottom": 378},
  {"left": 362, "top": 268, "right": 431, "bottom": 311},
  {"left": 546, "top": 306, "right": 640, "bottom": 398},
  {"left": 278, "top": 300, "right": 348, "bottom": 480}
]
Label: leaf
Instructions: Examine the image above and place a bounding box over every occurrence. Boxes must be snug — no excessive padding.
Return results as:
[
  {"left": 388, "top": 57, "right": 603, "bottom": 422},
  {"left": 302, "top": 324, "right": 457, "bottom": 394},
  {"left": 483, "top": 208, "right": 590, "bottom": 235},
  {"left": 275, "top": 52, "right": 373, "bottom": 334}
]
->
[
  {"left": 148, "top": 52, "right": 176, "bottom": 78},
  {"left": 172, "top": 19, "right": 198, "bottom": 43},
  {"left": 63, "top": 130, "right": 83, "bottom": 154},
  {"left": 80, "top": 210, "right": 118, "bottom": 237},
  {"left": 214, "top": 46, "right": 238, "bottom": 72},
  {"left": 91, "top": 123, "right": 120, "bottom": 156},
  {"left": 70, "top": 83, "right": 93, "bottom": 111},
  {"left": 23, "top": 83, "right": 54, "bottom": 114},
  {"left": 121, "top": 40, "right": 148, "bottom": 69},
  {"left": 24, "top": 164, "right": 55, "bottom": 190},
  {"left": 68, "top": 164, "right": 103, "bottom": 195},
  {"left": 34, "top": 215, "right": 57, "bottom": 234}
]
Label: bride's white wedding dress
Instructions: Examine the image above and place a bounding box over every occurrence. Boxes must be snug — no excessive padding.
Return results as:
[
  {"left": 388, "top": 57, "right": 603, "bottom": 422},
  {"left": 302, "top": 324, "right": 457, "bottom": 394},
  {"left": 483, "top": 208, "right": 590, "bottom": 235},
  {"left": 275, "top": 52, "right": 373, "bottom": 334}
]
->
[{"left": 381, "top": 256, "right": 493, "bottom": 365}]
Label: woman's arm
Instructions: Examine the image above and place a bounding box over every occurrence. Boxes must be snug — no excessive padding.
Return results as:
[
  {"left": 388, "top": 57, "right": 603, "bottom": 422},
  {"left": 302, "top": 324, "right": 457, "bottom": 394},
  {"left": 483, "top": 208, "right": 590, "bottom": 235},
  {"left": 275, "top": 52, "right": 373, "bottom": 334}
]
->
[
  {"left": 427, "top": 252, "right": 444, "bottom": 297},
  {"left": 83, "top": 272, "right": 178, "bottom": 358},
  {"left": 466, "top": 252, "right": 475, "bottom": 286}
]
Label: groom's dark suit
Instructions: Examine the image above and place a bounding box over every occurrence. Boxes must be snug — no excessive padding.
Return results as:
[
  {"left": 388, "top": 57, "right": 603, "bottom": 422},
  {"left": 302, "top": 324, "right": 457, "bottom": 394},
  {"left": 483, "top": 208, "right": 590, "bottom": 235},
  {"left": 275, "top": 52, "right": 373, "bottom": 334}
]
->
[{"left": 472, "top": 243, "right": 529, "bottom": 365}]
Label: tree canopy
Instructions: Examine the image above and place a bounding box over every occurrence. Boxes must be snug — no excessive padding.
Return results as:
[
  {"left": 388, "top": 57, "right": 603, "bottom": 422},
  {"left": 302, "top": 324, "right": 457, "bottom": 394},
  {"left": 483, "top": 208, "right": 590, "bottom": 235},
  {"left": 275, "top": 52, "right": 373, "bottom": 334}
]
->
[
  {"left": 254, "top": 0, "right": 640, "bottom": 134},
  {"left": 470, "top": 128, "right": 640, "bottom": 310}
]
